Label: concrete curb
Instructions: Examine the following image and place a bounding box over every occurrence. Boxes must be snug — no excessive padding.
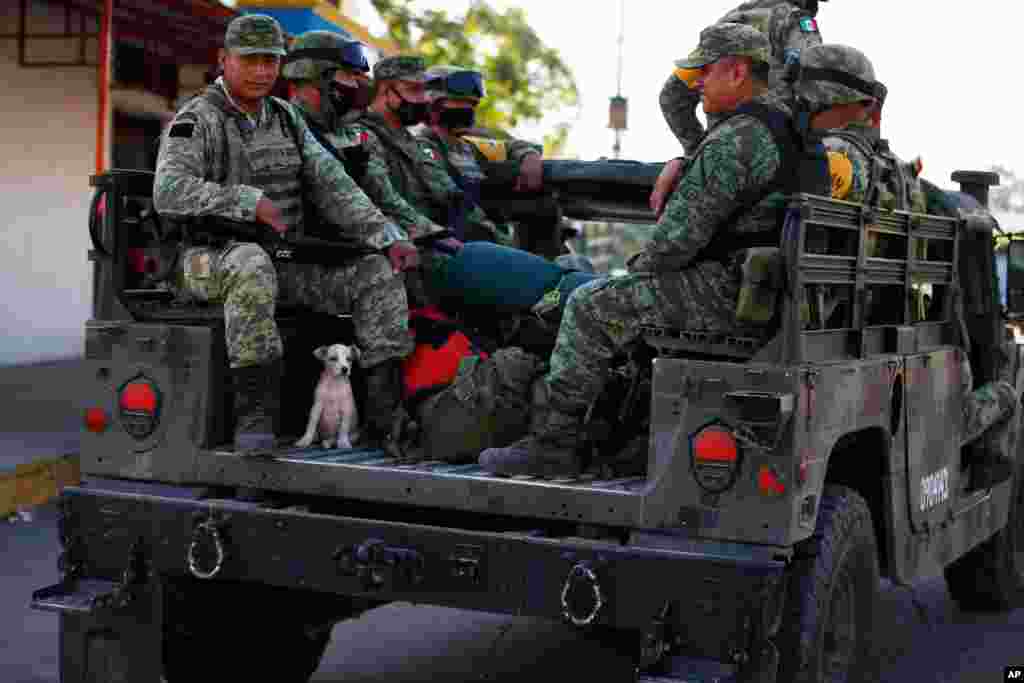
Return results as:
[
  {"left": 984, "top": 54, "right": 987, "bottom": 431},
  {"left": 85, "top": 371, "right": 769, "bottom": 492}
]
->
[{"left": 1, "top": 453, "right": 80, "bottom": 518}]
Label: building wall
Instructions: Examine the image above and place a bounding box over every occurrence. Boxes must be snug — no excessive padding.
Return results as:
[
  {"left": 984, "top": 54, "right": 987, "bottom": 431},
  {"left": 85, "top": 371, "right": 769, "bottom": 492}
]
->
[{"left": 0, "top": 1, "right": 100, "bottom": 365}]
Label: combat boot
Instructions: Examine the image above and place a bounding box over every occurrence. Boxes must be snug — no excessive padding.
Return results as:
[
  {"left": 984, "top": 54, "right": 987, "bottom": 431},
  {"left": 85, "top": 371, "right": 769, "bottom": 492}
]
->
[
  {"left": 230, "top": 358, "right": 282, "bottom": 456},
  {"left": 362, "top": 359, "right": 404, "bottom": 459},
  {"left": 479, "top": 381, "right": 583, "bottom": 477}
]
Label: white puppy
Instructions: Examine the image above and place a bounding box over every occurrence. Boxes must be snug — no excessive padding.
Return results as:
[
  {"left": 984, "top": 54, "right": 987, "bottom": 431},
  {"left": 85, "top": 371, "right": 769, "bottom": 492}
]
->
[{"left": 296, "top": 344, "right": 360, "bottom": 450}]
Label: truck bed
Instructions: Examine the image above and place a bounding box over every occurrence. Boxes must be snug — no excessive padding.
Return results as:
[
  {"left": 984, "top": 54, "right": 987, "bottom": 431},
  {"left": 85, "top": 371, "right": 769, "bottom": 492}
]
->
[{"left": 195, "top": 443, "right": 652, "bottom": 528}]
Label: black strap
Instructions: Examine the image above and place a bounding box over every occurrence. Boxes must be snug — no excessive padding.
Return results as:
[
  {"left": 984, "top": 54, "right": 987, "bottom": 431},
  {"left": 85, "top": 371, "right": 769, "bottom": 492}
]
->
[
  {"left": 787, "top": 64, "right": 887, "bottom": 103},
  {"left": 692, "top": 101, "right": 830, "bottom": 263}
]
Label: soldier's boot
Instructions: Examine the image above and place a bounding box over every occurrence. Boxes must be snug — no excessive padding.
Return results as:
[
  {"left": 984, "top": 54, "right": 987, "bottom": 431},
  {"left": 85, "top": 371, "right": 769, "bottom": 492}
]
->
[
  {"left": 479, "top": 382, "right": 583, "bottom": 477},
  {"left": 362, "top": 359, "right": 404, "bottom": 459},
  {"left": 230, "top": 358, "right": 282, "bottom": 456}
]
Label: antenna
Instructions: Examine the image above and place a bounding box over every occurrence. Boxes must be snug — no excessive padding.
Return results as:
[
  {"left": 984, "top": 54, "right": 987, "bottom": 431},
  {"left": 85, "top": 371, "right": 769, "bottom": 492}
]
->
[{"left": 608, "top": 0, "right": 627, "bottom": 159}]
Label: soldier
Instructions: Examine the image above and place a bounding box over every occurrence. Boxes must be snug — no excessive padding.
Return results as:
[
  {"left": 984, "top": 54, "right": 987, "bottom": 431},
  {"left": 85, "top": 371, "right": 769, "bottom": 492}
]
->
[
  {"left": 352, "top": 56, "right": 511, "bottom": 248},
  {"left": 417, "top": 66, "right": 568, "bottom": 260},
  {"left": 797, "top": 45, "right": 1018, "bottom": 487},
  {"left": 660, "top": 0, "right": 826, "bottom": 157},
  {"left": 154, "top": 15, "right": 417, "bottom": 456},
  {"left": 281, "top": 31, "right": 451, "bottom": 244},
  {"left": 478, "top": 27, "right": 890, "bottom": 477}
]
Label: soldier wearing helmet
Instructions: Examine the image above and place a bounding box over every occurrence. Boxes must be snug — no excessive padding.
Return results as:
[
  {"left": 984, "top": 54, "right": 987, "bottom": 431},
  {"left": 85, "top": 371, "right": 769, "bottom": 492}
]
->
[
  {"left": 797, "top": 45, "right": 1018, "bottom": 489},
  {"left": 283, "top": 31, "right": 449, "bottom": 244},
  {"left": 660, "top": 0, "right": 826, "bottom": 158},
  {"left": 154, "top": 15, "right": 416, "bottom": 456},
  {"left": 416, "top": 66, "right": 572, "bottom": 260}
]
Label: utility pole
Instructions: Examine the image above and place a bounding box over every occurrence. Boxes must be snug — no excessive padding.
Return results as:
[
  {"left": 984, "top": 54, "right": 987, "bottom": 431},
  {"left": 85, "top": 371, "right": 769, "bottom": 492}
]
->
[{"left": 608, "top": 0, "right": 627, "bottom": 159}]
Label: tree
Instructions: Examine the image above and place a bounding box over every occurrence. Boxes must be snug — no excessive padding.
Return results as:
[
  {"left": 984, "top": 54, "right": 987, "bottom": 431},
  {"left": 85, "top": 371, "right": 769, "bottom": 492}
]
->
[{"left": 370, "top": 0, "right": 579, "bottom": 148}]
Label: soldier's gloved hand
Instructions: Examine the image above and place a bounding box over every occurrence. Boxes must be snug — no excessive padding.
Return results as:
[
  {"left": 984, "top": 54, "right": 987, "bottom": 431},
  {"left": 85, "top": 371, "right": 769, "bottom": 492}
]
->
[
  {"left": 514, "top": 153, "right": 543, "bottom": 193},
  {"left": 650, "top": 157, "right": 685, "bottom": 220},
  {"left": 255, "top": 197, "right": 288, "bottom": 235},
  {"left": 386, "top": 241, "right": 420, "bottom": 273}
]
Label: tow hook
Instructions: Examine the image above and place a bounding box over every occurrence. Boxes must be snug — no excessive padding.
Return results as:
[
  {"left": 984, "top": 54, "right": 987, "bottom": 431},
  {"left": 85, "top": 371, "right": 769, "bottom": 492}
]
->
[
  {"left": 187, "top": 512, "right": 230, "bottom": 580},
  {"left": 561, "top": 560, "right": 606, "bottom": 627},
  {"left": 334, "top": 539, "right": 425, "bottom": 590}
]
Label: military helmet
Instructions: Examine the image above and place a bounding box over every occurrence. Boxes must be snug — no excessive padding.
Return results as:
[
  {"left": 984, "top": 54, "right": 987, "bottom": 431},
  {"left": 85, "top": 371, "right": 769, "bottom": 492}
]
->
[
  {"left": 281, "top": 30, "right": 370, "bottom": 81},
  {"left": 424, "top": 66, "right": 486, "bottom": 101},
  {"left": 794, "top": 44, "right": 885, "bottom": 109},
  {"left": 224, "top": 14, "right": 286, "bottom": 57}
]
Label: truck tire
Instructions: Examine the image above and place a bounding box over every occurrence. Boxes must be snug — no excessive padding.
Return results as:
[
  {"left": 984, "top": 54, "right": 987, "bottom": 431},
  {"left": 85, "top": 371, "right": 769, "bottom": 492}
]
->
[
  {"left": 161, "top": 576, "right": 342, "bottom": 683},
  {"left": 943, "top": 456, "right": 1024, "bottom": 611},
  {"left": 775, "top": 485, "right": 880, "bottom": 683}
]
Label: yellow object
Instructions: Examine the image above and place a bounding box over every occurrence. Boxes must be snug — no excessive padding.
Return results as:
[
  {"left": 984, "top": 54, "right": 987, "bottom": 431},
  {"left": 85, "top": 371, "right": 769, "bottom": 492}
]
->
[
  {"left": 673, "top": 67, "right": 702, "bottom": 89},
  {"left": 827, "top": 151, "right": 854, "bottom": 200},
  {"left": 462, "top": 136, "right": 508, "bottom": 162},
  {"left": 0, "top": 454, "right": 80, "bottom": 517}
]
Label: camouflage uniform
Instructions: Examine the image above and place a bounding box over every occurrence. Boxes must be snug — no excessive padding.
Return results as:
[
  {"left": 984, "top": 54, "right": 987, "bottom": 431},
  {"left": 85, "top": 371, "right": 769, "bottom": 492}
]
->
[
  {"left": 417, "top": 65, "right": 543, "bottom": 252},
  {"left": 798, "top": 44, "right": 1019, "bottom": 476},
  {"left": 351, "top": 57, "right": 507, "bottom": 246},
  {"left": 282, "top": 33, "right": 449, "bottom": 243},
  {"left": 154, "top": 18, "right": 413, "bottom": 373},
  {"left": 660, "top": 0, "right": 823, "bottom": 155},
  {"left": 480, "top": 25, "right": 784, "bottom": 475}
]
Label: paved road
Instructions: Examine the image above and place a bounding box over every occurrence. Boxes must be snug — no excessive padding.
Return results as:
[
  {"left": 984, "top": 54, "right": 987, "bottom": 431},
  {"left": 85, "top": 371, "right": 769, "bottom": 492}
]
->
[{"left": 2, "top": 358, "right": 1023, "bottom": 682}]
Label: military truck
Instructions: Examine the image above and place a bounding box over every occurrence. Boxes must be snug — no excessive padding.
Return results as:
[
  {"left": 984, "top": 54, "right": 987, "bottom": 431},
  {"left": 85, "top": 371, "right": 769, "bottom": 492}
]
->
[{"left": 31, "top": 165, "right": 1024, "bottom": 683}]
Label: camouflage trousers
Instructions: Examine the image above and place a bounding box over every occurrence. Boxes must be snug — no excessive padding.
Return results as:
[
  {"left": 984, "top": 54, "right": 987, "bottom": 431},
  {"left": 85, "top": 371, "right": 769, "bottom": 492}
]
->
[
  {"left": 177, "top": 242, "right": 414, "bottom": 369},
  {"left": 543, "top": 263, "right": 739, "bottom": 422}
]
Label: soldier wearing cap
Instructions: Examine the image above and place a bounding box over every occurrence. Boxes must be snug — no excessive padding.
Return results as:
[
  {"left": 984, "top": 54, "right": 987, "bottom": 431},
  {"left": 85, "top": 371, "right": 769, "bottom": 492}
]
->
[
  {"left": 282, "top": 31, "right": 450, "bottom": 244},
  {"left": 478, "top": 23, "right": 840, "bottom": 477},
  {"left": 352, "top": 56, "right": 510, "bottom": 253},
  {"left": 659, "top": 0, "right": 826, "bottom": 158},
  {"left": 416, "top": 66, "right": 569, "bottom": 259},
  {"left": 154, "top": 15, "right": 417, "bottom": 456}
]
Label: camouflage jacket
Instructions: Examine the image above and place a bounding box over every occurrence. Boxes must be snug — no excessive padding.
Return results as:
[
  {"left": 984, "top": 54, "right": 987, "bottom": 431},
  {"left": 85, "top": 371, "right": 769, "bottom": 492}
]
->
[
  {"left": 351, "top": 112, "right": 502, "bottom": 243},
  {"left": 153, "top": 80, "right": 405, "bottom": 252},
  {"left": 416, "top": 129, "right": 542, "bottom": 245},
  {"left": 290, "top": 99, "right": 446, "bottom": 241},
  {"left": 823, "top": 121, "right": 926, "bottom": 213},
  {"left": 629, "top": 93, "right": 786, "bottom": 274},
  {"left": 660, "top": 1, "right": 822, "bottom": 155}
]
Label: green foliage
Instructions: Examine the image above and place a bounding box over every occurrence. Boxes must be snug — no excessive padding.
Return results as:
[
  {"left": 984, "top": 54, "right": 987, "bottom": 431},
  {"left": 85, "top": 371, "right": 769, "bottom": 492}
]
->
[{"left": 370, "top": 0, "right": 578, "bottom": 132}]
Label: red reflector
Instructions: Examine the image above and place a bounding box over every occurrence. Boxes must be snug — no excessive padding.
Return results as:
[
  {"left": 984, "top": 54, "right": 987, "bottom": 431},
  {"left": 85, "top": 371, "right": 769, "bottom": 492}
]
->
[
  {"left": 85, "top": 408, "right": 107, "bottom": 433},
  {"left": 694, "top": 427, "right": 738, "bottom": 463},
  {"left": 120, "top": 382, "right": 157, "bottom": 413},
  {"left": 758, "top": 465, "right": 786, "bottom": 495},
  {"left": 127, "top": 248, "right": 146, "bottom": 274}
]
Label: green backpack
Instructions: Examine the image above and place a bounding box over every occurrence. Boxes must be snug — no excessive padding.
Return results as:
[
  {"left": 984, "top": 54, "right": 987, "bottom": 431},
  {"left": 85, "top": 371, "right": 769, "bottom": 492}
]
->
[{"left": 416, "top": 348, "right": 547, "bottom": 464}]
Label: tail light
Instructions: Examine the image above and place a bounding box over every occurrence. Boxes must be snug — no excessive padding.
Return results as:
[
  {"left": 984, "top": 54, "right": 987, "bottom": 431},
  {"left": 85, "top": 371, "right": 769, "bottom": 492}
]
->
[
  {"left": 690, "top": 423, "right": 742, "bottom": 493},
  {"left": 84, "top": 407, "right": 108, "bottom": 433},
  {"left": 118, "top": 376, "right": 161, "bottom": 439}
]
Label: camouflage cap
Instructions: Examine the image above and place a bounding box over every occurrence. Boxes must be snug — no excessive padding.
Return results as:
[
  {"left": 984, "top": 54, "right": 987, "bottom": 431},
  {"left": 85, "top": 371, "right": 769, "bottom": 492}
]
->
[
  {"left": 675, "top": 23, "right": 771, "bottom": 70},
  {"left": 224, "top": 14, "right": 287, "bottom": 57},
  {"left": 795, "top": 44, "right": 882, "bottom": 109},
  {"left": 372, "top": 55, "right": 428, "bottom": 83}
]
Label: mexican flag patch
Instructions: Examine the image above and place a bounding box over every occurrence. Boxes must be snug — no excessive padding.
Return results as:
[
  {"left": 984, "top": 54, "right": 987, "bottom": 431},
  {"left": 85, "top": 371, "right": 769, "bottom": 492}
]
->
[{"left": 799, "top": 16, "right": 819, "bottom": 33}]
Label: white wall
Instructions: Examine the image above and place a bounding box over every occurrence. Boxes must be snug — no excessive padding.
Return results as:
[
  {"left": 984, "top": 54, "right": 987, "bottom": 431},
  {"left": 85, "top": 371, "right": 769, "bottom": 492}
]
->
[{"left": 0, "top": 0, "right": 100, "bottom": 365}]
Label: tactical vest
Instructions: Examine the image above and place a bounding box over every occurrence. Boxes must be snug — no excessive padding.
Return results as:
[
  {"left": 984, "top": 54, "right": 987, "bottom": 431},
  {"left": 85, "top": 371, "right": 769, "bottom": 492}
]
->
[
  {"left": 288, "top": 105, "right": 369, "bottom": 183},
  {"left": 692, "top": 101, "right": 831, "bottom": 264},
  {"left": 419, "top": 131, "right": 488, "bottom": 240},
  {"left": 824, "top": 129, "right": 922, "bottom": 213}
]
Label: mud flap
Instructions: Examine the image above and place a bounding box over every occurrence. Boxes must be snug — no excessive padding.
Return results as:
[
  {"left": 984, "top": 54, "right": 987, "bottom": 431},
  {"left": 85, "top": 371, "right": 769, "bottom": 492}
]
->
[{"left": 32, "top": 579, "right": 164, "bottom": 682}]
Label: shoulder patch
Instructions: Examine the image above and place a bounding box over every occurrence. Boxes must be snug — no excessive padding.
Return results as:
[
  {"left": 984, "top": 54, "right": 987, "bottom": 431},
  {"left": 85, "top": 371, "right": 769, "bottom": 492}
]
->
[
  {"left": 169, "top": 122, "right": 195, "bottom": 139},
  {"left": 421, "top": 145, "right": 440, "bottom": 162},
  {"left": 799, "top": 16, "right": 819, "bottom": 33}
]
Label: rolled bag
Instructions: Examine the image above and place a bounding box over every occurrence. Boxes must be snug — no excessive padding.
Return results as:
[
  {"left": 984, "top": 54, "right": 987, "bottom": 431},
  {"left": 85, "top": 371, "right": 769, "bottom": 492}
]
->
[{"left": 425, "top": 242, "right": 602, "bottom": 316}]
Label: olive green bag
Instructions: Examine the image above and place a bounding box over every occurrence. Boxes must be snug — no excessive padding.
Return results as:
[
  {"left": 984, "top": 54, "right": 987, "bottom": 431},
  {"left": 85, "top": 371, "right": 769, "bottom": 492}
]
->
[
  {"left": 416, "top": 348, "right": 547, "bottom": 464},
  {"left": 735, "top": 247, "right": 783, "bottom": 325}
]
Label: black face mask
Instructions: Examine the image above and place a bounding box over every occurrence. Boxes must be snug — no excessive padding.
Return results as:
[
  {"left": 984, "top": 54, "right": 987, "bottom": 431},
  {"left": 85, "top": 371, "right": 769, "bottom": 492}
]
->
[
  {"left": 327, "top": 81, "right": 355, "bottom": 116},
  {"left": 438, "top": 107, "right": 476, "bottom": 131},
  {"left": 389, "top": 88, "right": 429, "bottom": 126}
]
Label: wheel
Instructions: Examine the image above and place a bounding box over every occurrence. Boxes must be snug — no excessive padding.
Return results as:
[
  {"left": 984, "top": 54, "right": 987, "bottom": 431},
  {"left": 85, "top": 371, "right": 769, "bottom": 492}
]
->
[
  {"left": 775, "top": 485, "right": 881, "bottom": 683},
  {"left": 944, "top": 454, "right": 1024, "bottom": 611},
  {"left": 162, "top": 576, "right": 349, "bottom": 683}
]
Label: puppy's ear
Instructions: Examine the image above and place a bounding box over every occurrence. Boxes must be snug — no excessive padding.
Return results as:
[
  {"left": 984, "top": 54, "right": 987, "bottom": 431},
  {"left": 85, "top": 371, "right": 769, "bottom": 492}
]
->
[{"left": 313, "top": 346, "right": 328, "bottom": 361}]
